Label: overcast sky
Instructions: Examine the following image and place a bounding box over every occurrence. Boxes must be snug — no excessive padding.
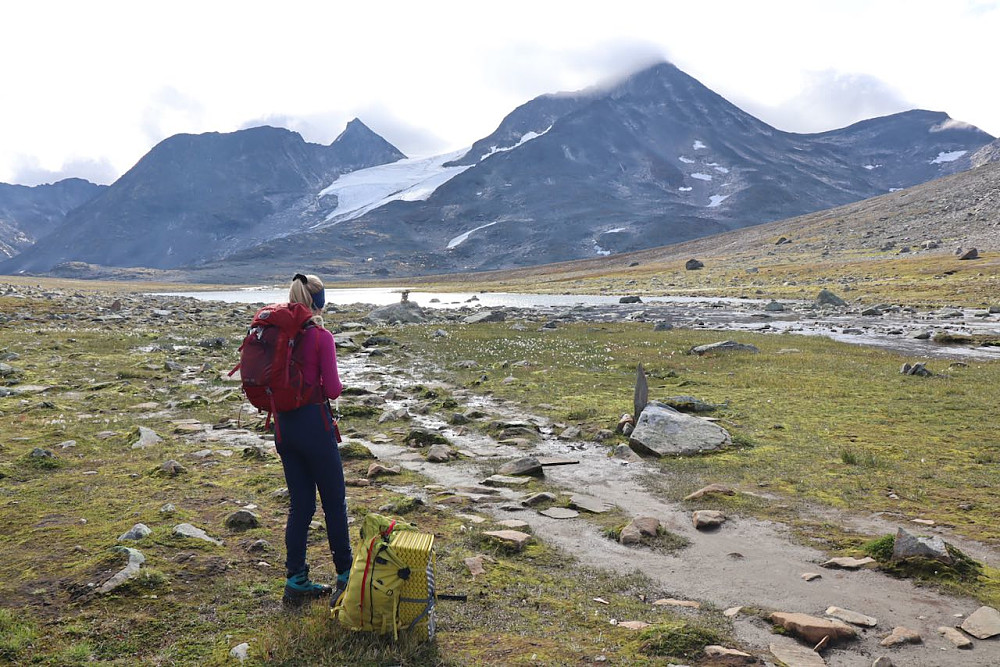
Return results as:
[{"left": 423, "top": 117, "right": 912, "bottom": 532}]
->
[{"left": 2, "top": 0, "right": 998, "bottom": 186}]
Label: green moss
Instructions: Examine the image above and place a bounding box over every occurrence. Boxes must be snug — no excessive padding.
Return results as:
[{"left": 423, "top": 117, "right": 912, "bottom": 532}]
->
[
  {"left": 638, "top": 620, "right": 724, "bottom": 659},
  {"left": 339, "top": 440, "right": 375, "bottom": 460},
  {"left": 0, "top": 608, "right": 38, "bottom": 661}
]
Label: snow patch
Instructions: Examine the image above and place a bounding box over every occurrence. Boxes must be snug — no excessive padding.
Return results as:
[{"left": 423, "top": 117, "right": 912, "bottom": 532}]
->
[
  {"left": 678, "top": 156, "right": 695, "bottom": 164},
  {"left": 930, "top": 150, "right": 967, "bottom": 164},
  {"left": 316, "top": 149, "right": 472, "bottom": 227},
  {"left": 711, "top": 165, "right": 729, "bottom": 174},
  {"left": 693, "top": 140, "right": 707, "bottom": 150},
  {"left": 863, "top": 164, "right": 881, "bottom": 170},
  {"left": 594, "top": 243, "right": 611, "bottom": 256},
  {"left": 707, "top": 194, "right": 729, "bottom": 208},
  {"left": 480, "top": 126, "right": 551, "bottom": 161},
  {"left": 678, "top": 187, "right": 693, "bottom": 192},
  {"left": 447, "top": 221, "right": 499, "bottom": 250},
  {"left": 691, "top": 173, "right": 713, "bottom": 181}
]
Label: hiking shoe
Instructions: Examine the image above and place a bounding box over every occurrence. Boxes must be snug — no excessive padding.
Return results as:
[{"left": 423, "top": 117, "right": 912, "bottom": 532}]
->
[
  {"left": 282, "top": 567, "right": 331, "bottom": 607},
  {"left": 331, "top": 571, "right": 350, "bottom": 607}
]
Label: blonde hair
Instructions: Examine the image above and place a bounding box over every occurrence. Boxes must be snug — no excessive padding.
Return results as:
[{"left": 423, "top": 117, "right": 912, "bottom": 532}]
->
[{"left": 288, "top": 273, "right": 325, "bottom": 326}]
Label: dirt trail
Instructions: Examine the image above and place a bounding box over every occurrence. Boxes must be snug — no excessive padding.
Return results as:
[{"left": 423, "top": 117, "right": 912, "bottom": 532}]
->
[{"left": 339, "top": 350, "right": 1000, "bottom": 667}]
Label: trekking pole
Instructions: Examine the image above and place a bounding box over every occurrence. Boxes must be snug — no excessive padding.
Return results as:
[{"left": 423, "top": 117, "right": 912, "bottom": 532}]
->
[{"left": 436, "top": 594, "right": 468, "bottom": 602}]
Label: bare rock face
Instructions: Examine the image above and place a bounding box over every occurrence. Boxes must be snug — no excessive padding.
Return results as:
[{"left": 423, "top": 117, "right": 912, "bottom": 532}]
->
[
  {"left": 629, "top": 403, "right": 731, "bottom": 457},
  {"left": 770, "top": 612, "right": 857, "bottom": 645}
]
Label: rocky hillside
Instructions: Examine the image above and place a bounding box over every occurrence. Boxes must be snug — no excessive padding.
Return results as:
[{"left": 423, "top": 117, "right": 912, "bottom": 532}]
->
[{"left": 0, "top": 178, "right": 105, "bottom": 258}]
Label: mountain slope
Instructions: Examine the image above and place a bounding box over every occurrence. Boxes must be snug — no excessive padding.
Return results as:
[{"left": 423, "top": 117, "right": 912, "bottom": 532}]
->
[
  {"left": 0, "top": 179, "right": 105, "bottom": 258},
  {"left": 251, "top": 62, "right": 992, "bottom": 278},
  {"left": 0, "top": 121, "right": 404, "bottom": 272}
]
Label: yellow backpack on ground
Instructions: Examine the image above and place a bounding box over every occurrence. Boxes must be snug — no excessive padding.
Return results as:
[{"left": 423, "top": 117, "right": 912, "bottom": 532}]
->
[{"left": 331, "top": 513, "right": 436, "bottom": 640}]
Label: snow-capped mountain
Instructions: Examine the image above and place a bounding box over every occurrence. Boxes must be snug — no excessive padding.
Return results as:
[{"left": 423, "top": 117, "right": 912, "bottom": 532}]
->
[
  {"left": 1, "top": 62, "right": 994, "bottom": 279},
  {"left": 235, "top": 62, "right": 992, "bottom": 278}
]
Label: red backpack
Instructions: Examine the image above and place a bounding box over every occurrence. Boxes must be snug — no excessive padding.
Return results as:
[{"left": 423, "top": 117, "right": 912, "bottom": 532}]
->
[{"left": 230, "top": 302, "right": 324, "bottom": 419}]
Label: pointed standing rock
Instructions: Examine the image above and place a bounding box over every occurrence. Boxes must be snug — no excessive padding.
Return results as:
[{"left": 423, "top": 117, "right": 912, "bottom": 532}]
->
[{"left": 634, "top": 363, "right": 648, "bottom": 422}]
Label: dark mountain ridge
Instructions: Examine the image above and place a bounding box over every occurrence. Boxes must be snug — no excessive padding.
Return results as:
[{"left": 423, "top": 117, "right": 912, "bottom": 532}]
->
[
  {"left": 0, "top": 178, "right": 106, "bottom": 258},
  {"left": 1, "top": 120, "right": 404, "bottom": 272}
]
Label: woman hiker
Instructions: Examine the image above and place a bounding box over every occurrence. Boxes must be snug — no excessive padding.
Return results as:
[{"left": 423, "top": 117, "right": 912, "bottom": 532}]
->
[{"left": 277, "top": 273, "right": 352, "bottom": 606}]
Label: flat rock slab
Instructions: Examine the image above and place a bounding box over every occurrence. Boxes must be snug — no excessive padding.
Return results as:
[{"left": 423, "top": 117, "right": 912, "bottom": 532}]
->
[
  {"left": 825, "top": 606, "right": 877, "bottom": 627},
  {"left": 482, "top": 530, "right": 532, "bottom": 550},
  {"left": 496, "top": 519, "right": 530, "bottom": 530},
  {"left": 482, "top": 474, "right": 532, "bottom": 487},
  {"left": 770, "top": 612, "right": 856, "bottom": 645},
  {"left": 769, "top": 637, "right": 826, "bottom": 667},
  {"left": 569, "top": 494, "right": 611, "bottom": 513},
  {"left": 821, "top": 556, "right": 875, "bottom": 569},
  {"left": 616, "top": 621, "right": 651, "bottom": 630},
  {"left": 522, "top": 492, "right": 557, "bottom": 507},
  {"left": 535, "top": 456, "right": 580, "bottom": 467},
  {"left": 629, "top": 403, "right": 731, "bottom": 457},
  {"left": 97, "top": 547, "right": 146, "bottom": 594},
  {"left": 539, "top": 507, "right": 579, "bottom": 519},
  {"left": 938, "top": 626, "right": 974, "bottom": 648},
  {"left": 173, "top": 523, "right": 223, "bottom": 546},
  {"left": 961, "top": 605, "right": 1000, "bottom": 639},
  {"left": 653, "top": 598, "right": 701, "bottom": 609},
  {"left": 684, "top": 483, "right": 735, "bottom": 500}
]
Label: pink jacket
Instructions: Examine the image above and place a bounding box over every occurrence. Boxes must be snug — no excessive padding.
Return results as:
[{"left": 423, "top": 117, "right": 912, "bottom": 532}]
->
[{"left": 299, "top": 326, "right": 343, "bottom": 400}]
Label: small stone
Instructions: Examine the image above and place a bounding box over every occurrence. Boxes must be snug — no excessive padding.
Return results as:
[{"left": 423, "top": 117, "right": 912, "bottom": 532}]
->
[
  {"left": 879, "top": 626, "right": 921, "bottom": 647},
  {"left": 961, "top": 605, "right": 1000, "bottom": 639},
  {"left": 229, "top": 642, "right": 250, "bottom": 662},
  {"left": 246, "top": 539, "right": 270, "bottom": 554},
  {"left": 160, "top": 460, "right": 186, "bottom": 475},
  {"left": 539, "top": 507, "right": 579, "bottom": 519},
  {"left": 630, "top": 517, "right": 660, "bottom": 536},
  {"left": 30, "top": 448, "right": 53, "bottom": 458},
  {"left": 723, "top": 606, "right": 743, "bottom": 618},
  {"left": 464, "top": 555, "right": 486, "bottom": 577},
  {"left": 871, "top": 658, "right": 893, "bottom": 667},
  {"left": 132, "top": 426, "right": 162, "bottom": 449},
  {"left": 173, "top": 523, "right": 223, "bottom": 546},
  {"left": 938, "top": 626, "right": 973, "bottom": 648},
  {"left": 619, "top": 523, "right": 643, "bottom": 545},
  {"left": 653, "top": 598, "right": 700, "bottom": 609},
  {"left": 159, "top": 503, "right": 176, "bottom": 514},
  {"left": 821, "top": 556, "right": 875, "bottom": 569},
  {"left": 118, "top": 523, "right": 152, "bottom": 541},
  {"left": 892, "top": 527, "right": 952, "bottom": 564},
  {"left": 825, "top": 606, "right": 877, "bottom": 627},
  {"left": 521, "top": 492, "right": 557, "bottom": 507},
  {"left": 225, "top": 509, "right": 260, "bottom": 532},
  {"left": 617, "top": 620, "right": 651, "bottom": 630},
  {"left": 426, "top": 444, "right": 454, "bottom": 462},
  {"left": 482, "top": 530, "right": 532, "bottom": 550},
  {"left": 367, "top": 463, "right": 401, "bottom": 479},
  {"left": 683, "top": 483, "right": 735, "bottom": 501},
  {"left": 692, "top": 509, "right": 726, "bottom": 529}
]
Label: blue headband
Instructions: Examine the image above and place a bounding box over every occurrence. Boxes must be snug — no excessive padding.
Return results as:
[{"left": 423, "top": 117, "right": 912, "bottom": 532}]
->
[{"left": 312, "top": 289, "right": 325, "bottom": 311}]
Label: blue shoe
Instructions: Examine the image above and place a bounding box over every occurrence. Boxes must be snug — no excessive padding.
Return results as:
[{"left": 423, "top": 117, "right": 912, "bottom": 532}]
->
[
  {"left": 331, "top": 571, "right": 350, "bottom": 608},
  {"left": 282, "top": 566, "right": 331, "bottom": 607}
]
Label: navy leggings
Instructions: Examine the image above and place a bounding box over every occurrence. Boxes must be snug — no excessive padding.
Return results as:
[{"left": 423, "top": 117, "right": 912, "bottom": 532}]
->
[{"left": 275, "top": 403, "right": 352, "bottom": 577}]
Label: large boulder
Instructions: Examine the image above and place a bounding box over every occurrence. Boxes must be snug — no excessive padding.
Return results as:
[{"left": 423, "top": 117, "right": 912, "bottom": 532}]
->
[
  {"left": 892, "top": 527, "right": 952, "bottom": 564},
  {"left": 365, "top": 301, "right": 426, "bottom": 324},
  {"left": 629, "top": 403, "right": 731, "bottom": 457}
]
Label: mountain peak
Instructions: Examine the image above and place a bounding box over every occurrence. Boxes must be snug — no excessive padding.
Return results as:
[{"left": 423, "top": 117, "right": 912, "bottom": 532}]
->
[{"left": 329, "top": 119, "right": 406, "bottom": 163}]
